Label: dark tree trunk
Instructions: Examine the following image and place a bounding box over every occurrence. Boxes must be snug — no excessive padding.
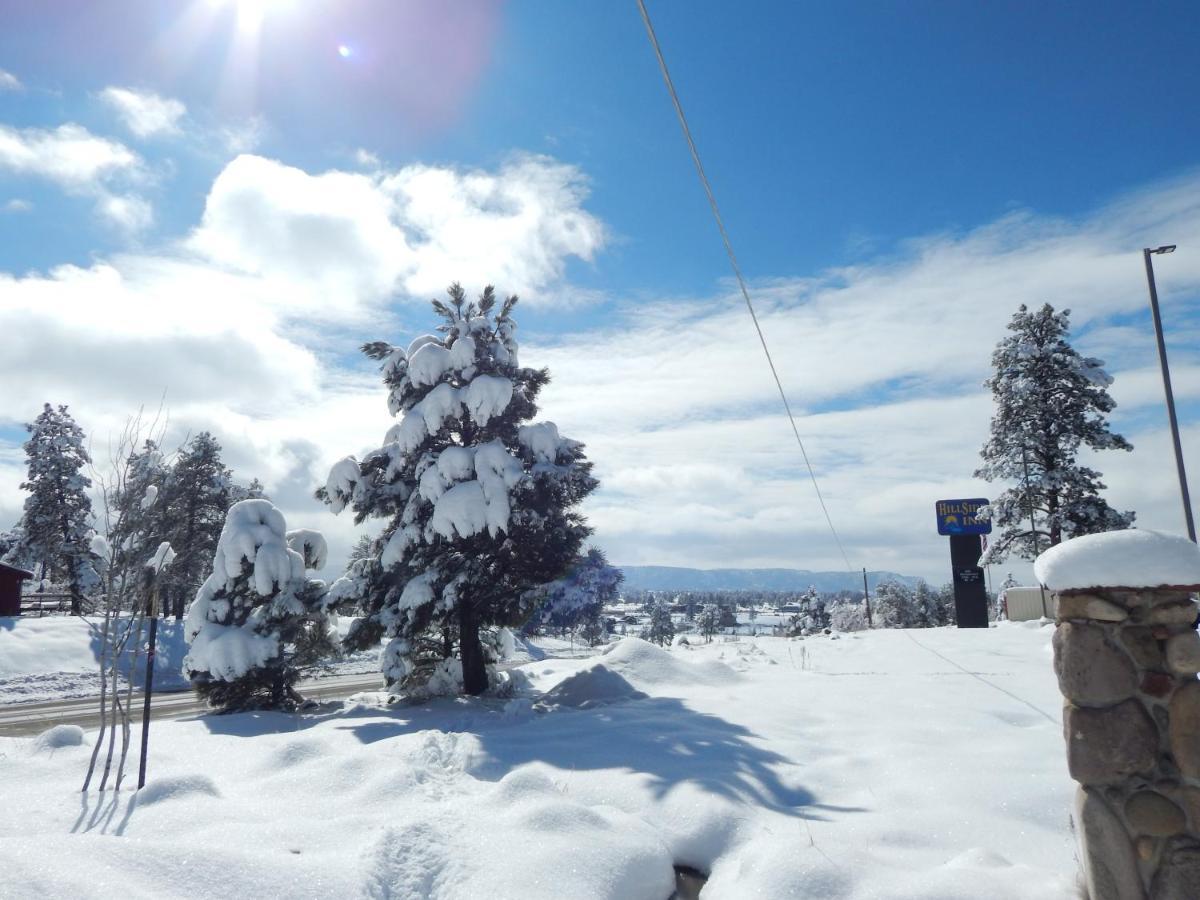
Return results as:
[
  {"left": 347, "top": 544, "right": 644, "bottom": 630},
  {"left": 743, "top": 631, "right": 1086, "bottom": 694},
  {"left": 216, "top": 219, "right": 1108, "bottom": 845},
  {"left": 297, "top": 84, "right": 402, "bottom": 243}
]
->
[{"left": 458, "top": 602, "right": 487, "bottom": 696}]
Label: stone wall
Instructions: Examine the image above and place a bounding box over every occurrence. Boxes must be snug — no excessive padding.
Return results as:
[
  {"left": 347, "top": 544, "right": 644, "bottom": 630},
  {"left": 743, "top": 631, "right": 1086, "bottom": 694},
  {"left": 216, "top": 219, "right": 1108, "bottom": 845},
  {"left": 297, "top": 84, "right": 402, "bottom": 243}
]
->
[{"left": 1054, "top": 586, "right": 1200, "bottom": 899}]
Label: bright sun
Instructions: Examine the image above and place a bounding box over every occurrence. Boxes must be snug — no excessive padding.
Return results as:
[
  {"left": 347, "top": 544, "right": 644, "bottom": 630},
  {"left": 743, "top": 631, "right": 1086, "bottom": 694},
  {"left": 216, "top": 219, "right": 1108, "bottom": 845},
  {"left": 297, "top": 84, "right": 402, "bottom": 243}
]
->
[{"left": 210, "top": 0, "right": 294, "bottom": 34}]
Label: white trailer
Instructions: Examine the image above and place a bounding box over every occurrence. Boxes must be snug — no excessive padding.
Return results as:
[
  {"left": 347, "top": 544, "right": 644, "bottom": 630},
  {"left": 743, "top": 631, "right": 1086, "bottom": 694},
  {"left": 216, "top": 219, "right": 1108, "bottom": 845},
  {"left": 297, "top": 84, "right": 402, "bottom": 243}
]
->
[{"left": 1001, "top": 586, "right": 1057, "bottom": 621}]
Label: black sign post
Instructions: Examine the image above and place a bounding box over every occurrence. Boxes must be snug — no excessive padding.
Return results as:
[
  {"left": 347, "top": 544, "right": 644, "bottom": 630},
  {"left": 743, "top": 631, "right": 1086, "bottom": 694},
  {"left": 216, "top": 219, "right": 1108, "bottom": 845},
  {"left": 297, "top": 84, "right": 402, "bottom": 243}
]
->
[{"left": 936, "top": 498, "right": 991, "bottom": 629}]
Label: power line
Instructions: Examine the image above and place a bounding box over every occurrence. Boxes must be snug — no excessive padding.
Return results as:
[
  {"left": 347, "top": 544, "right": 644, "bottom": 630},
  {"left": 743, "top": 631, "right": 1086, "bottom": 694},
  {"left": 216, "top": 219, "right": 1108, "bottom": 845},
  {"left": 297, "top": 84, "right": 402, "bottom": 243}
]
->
[{"left": 635, "top": 0, "right": 854, "bottom": 573}]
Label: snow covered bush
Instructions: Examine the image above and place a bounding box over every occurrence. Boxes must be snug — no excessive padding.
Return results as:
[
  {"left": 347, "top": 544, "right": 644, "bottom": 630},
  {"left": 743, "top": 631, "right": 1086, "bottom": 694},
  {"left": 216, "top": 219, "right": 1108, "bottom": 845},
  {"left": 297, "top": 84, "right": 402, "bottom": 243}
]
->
[
  {"left": 319, "top": 285, "right": 598, "bottom": 696},
  {"left": 871, "top": 580, "right": 917, "bottom": 628},
  {"left": 977, "top": 303, "right": 1134, "bottom": 564},
  {"left": 827, "top": 600, "right": 869, "bottom": 632},
  {"left": 184, "top": 499, "right": 336, "bottom": 711}
]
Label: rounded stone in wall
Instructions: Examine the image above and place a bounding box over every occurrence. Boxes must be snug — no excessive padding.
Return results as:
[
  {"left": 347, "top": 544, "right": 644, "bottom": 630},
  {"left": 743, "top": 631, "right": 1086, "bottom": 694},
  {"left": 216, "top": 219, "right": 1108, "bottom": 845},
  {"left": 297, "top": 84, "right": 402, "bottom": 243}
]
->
[
  {"left": 1126, "top": 791, "right": 1187, "bottom": 837},
  {"left": 1169, "top": 681, "right": 1200, "bottom": 778},
  {"left": 1054, "top": 622, "right": 1139, "bottom": 706},
  {"left": 1151, "top": 837, "right": 1200, "bottom": 900},
  {"left": 1066, "top": 699, "right": 1159, "bottom": 785},
  {"left": 1166, "top": 632, "right": 1200, "bottom": 676},
  {"left": 1077, "top": 786, "right": 1147, "bottom": 900}
]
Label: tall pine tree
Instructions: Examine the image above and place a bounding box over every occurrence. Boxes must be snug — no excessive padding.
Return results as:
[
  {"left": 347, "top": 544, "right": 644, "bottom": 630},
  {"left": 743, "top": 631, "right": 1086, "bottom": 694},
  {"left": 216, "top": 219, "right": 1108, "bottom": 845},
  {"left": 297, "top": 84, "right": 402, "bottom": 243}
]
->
[
  {"left": 320, "top": 284, "right": 598, "bottom": 696},
  {"left": 15, "top": 404, "right": 97, "bottom": 613},
  {"left": 977, "top": 303, "right": 1134, "bottom": 564},
  {"left": 104, "top": 439, "right": 170, "bottom": 609},
  {"left": 160, "top": 432, "right": 234, "bottom": 619}
]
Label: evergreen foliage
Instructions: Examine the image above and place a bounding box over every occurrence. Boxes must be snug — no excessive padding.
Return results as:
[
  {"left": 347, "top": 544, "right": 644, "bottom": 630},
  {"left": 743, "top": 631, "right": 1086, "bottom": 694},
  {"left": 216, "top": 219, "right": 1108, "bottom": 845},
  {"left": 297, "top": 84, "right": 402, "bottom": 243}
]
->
[
  {"left": 320, "top": 285, "right": 598, "bottom": 696},
  {"left": 698, "top": 604, "right": 720, "bottom": 642},
  {"left": 977, "top": 303, "right": 1134, "bottom": 564},
  {"left": 529, "top": 547, "right": 623, "bottom": 635},
  {"left": 12, "top": 404, "right": 97, "bottom": 613},
  {"left": 184, "top": 499, "right": 335, "bottom": 711},
  {"left": 160, "top": 432, "right": 235, "bottom": 619},
  {"left": 643, "top": 601, "right": 675, "bottom": 647}
]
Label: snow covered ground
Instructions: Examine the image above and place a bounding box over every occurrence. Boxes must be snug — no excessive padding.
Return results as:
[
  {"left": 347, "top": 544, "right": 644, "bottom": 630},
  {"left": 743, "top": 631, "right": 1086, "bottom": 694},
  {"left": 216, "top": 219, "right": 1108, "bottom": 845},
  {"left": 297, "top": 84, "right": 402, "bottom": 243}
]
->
[
  {"left": 0, "top": 615, "right": 385, "bottom": 705},
  {"left": 0, "top": 623, "right": 1079, "bottom": 899}
]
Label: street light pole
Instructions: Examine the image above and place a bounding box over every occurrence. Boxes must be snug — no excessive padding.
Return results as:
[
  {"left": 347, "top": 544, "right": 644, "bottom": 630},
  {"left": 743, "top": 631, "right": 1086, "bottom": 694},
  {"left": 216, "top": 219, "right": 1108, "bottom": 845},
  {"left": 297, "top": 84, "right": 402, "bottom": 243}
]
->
[{"left": 1143, "top": 245, "right": 1197, "bottom": 543}]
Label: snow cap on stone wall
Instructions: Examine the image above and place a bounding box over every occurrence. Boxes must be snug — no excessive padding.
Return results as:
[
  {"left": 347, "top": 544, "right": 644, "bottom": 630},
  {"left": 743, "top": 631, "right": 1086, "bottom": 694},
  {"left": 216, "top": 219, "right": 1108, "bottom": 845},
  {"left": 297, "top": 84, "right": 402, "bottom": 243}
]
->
[{"left": 1034, "top": 529, "right": 1200, "bottom": 592}]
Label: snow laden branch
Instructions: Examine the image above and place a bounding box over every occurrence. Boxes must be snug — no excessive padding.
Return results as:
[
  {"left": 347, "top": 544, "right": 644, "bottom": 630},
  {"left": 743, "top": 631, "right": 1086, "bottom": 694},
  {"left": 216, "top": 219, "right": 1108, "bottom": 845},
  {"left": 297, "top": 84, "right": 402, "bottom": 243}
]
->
[{"left": 318, "top": 283, "right": 598, "bottom": 696}]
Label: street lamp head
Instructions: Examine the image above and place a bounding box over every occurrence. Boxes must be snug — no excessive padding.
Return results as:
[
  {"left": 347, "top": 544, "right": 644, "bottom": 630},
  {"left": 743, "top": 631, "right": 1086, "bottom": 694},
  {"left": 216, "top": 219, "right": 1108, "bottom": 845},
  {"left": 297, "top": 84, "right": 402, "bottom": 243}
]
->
[{"left": 1150, "top": 245, "right": 1177, "bottom": 255}]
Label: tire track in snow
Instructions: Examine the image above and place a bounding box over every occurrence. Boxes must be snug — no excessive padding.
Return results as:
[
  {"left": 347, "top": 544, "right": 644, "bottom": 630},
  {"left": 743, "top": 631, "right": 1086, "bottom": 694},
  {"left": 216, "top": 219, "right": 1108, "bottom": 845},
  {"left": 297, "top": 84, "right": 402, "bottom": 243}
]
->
[{"left": 903, "top": 631, "right": 1060, "bottom": 726}]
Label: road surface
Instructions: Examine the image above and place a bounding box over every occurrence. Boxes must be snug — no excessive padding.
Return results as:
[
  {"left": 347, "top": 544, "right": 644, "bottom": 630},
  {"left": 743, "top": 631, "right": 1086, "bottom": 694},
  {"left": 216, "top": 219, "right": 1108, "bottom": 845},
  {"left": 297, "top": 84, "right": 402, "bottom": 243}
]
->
[{"left": 0, "top": 673, "right": 387, "bottom": 737}]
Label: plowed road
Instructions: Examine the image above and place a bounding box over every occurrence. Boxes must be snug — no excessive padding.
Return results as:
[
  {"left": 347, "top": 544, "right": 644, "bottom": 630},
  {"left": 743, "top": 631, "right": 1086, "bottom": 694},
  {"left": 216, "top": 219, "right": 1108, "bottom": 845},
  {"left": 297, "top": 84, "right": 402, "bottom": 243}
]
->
[{"left": 0, "top": 673, "right": 386, "bottom": 737}]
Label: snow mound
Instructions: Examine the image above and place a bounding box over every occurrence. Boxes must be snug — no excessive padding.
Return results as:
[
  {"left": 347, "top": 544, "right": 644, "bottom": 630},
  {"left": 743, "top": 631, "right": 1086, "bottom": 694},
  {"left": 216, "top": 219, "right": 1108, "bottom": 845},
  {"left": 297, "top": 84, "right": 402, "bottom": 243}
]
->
[
  {"left": 137, "top": 773, "right": 221, "bottom": 806},
  {"left": 540, "top": 664, "right": 647, "bottom": 709},
  {"left": 1034, "top": 529, "right": 1200, "bottom": 591},
  {"left": 33, "top": 724, "right": 86, "bottom": 751},
  {"left": 599, "top": 638, "right": 738, "bottom": 687}
]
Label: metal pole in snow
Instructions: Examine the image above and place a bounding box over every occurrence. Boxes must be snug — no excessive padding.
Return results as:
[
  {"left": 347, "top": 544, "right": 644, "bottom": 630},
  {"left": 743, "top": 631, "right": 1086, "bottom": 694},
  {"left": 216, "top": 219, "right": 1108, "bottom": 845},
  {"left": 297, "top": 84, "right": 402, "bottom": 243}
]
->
[
  {"left": 137, "top": 580, "right": 159, "bottom": 790},
  {"left": 862, "top": 568, "right": 873, "bottom": 628}
]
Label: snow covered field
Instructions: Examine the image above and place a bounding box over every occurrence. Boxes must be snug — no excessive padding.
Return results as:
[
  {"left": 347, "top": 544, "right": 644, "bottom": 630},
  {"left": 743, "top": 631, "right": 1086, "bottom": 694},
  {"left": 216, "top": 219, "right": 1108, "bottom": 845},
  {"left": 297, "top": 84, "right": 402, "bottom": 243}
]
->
[{"left": 0, "top": 624, "right": 1079, "bottom": 899}]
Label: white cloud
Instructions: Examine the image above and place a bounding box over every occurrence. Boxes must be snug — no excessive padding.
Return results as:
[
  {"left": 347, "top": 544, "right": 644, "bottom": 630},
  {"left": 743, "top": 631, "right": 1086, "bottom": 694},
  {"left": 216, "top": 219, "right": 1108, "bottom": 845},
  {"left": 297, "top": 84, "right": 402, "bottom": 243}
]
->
[
  {"left": 99, "top": 86, "right": 187, "bottom": 138},
  {"left": 0, "top": 70, "right": 21, "bottom": 92},
  {"left": 354, "top": 148, "right": 380, "bottom": 169},
  {"left": 0, "top": 123, "right": 141, "bottom": 187},
  {"left": 220, "top": 116, "right": 266, "bottom": 154},
  {"left": 3, "top": 198, "right": 32, "bottom": 213},
  {"left": 189, "top": 153, "right": 607, "bottom": 307},
  {"left": 0, "top": 123, "right": 150, "bottom": 230}
]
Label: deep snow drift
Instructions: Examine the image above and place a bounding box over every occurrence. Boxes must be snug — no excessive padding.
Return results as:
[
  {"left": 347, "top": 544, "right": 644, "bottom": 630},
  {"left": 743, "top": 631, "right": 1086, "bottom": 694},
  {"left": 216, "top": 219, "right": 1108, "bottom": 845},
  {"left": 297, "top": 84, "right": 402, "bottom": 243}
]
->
[{"left": 0, "top": 625, "right": 1078, "bottom": 898}]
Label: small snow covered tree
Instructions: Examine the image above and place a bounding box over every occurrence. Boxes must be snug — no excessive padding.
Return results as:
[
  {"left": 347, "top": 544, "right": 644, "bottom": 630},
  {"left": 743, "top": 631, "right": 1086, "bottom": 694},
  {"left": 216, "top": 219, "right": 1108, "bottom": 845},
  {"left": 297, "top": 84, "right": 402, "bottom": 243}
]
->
[
  {"left": 319, "top": 285, "right": 598, "bottom": 696},
  {"left": 698, "top": 604, "right": 720, "bottom": 642},
  {"left": 797, "top": 586, "right": 828, "bottom": 631},
  {"left": 161, "top": 432, "right": 235, "bottom": 620},
  {"left": 643, "top": 601, "right": 675, "bottom": 647},
  {"left": 977, "top": 303, "right": 1134, "bottom": 564},
  {"left": 184, "top": 500, "right": 335, "bottom": 711},
  {"left": 530, "top": 547, "right": 623, "bottom": 635},
  {"left": 14, "top": 404, "right": 98, "bottom": 613},
  {"left": 873, "top": 580, "right": 917, "bottom": 628}
]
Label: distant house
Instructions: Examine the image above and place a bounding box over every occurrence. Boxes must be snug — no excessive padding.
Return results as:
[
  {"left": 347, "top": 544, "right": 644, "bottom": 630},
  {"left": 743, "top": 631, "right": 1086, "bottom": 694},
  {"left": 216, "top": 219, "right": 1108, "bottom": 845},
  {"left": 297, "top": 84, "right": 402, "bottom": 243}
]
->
[{"left": 0, "top": 562, "right": 33, "bottom": 616}]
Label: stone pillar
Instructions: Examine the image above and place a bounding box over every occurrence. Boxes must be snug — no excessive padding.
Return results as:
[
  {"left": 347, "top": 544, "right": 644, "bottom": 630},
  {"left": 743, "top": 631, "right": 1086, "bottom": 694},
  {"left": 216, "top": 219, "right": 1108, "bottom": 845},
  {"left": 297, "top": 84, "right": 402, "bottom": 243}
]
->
[{"left": 1053, "top": 584, "right": 1200, "bottom": 899}]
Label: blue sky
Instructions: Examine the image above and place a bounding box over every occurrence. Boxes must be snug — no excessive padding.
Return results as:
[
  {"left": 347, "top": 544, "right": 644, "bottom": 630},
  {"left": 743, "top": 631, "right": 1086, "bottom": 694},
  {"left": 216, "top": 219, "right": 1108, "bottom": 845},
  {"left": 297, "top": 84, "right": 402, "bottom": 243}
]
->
[{"left": 1, "top": 0, "right": 1199, "bottom": 583}]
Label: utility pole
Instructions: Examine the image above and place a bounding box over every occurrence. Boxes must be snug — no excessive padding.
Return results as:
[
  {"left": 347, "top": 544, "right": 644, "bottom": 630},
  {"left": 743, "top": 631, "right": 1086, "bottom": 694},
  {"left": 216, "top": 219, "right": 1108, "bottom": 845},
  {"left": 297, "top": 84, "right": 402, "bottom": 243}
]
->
[
  {"left": 1143, "top": 245, "right": 1196, "bottom": 542},
  {"left": 862, "top": 568, "right": 873, "bottom": 628}
]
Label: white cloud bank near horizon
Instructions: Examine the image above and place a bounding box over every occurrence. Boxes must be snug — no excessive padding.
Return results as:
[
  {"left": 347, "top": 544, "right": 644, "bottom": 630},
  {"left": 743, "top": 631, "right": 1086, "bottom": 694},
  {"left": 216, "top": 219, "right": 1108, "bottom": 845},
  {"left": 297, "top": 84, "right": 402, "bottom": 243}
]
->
[{"left": 0, "top": 150, "right": 1198, "bottom": 586}]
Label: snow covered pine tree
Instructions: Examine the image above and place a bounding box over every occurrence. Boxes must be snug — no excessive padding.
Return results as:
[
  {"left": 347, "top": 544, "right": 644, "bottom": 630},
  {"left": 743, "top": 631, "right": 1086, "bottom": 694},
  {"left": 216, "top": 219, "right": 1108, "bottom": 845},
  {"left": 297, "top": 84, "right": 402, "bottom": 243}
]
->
[
  {"left": 13, "top": 403, "right": 98, "bottom": 614},
  {"left": 184, "top": 499, "right": 336, "bottom": 711},
  {"left": 319, "top": 285, "right": 598, "bottom": 696},
  {"left": 977, "top": 303, "right": 1134, "bottom": 564},
  {"left": 644, "top": 601, "right": 675, "bottom": 646}
]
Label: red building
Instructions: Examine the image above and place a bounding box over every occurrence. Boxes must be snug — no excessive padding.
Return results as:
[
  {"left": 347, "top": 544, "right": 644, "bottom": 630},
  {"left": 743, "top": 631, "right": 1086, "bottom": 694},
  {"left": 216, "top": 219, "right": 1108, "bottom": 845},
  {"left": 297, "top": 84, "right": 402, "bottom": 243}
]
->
[{"left": 0, "top": 562, "right": 33, "bottom": 616}]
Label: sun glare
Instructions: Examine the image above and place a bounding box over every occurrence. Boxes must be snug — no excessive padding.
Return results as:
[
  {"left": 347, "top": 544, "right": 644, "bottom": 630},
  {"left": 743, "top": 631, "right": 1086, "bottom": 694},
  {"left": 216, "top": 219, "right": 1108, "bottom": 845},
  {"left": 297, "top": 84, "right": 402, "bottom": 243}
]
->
[{"left": 210, "top": 0, "right": 293, "bottom": 34}]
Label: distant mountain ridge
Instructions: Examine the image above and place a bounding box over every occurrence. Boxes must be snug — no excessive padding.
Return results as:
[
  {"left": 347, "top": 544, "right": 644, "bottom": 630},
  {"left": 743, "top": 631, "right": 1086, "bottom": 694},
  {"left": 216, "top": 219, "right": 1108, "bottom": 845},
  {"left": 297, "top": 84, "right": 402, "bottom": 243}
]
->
[{"left": 618, "top": 566, "right": 923, "bottom": 593}]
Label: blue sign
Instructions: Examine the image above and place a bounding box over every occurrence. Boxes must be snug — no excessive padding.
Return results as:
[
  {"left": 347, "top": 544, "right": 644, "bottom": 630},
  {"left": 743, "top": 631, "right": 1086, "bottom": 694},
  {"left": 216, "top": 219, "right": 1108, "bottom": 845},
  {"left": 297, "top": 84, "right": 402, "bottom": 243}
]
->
[{"left": 935, "top": 498, "right": 991, "bottom": 536}]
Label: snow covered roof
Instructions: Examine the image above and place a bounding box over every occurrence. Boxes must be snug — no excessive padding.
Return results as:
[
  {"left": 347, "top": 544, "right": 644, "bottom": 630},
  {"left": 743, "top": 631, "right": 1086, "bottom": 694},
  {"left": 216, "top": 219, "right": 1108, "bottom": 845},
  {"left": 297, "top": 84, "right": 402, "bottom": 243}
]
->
[
  {"left": 0, "top": 562, "right": 33, "bottom": 579},
  {"left": 1034, "top": 529, "right": 1200, "bottom": 592}
]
